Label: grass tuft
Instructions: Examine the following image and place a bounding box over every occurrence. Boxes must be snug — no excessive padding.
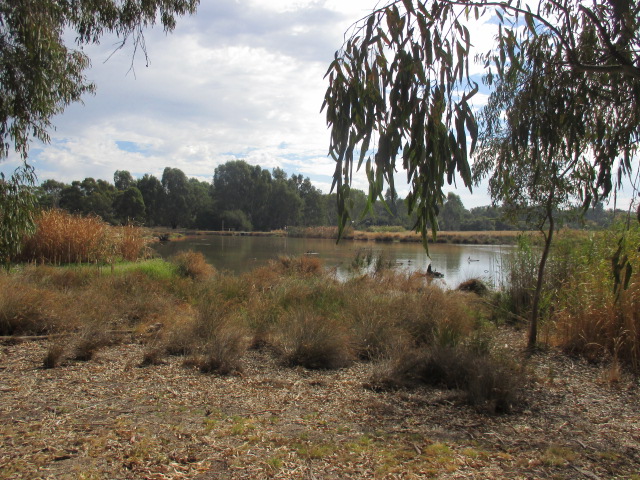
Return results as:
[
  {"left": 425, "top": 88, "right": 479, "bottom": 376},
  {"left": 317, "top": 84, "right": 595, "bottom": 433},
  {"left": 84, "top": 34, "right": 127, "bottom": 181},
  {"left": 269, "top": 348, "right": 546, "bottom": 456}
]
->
[
  {"left": 368, "top": 345, "right": 522, "bottom": 413},
  {"left": 171, "top": 251, "right": 215, "bottom": 280},
  {"left": 42, "top": 342, "right": 65, "bottom": 369},
  {"left": 275, "top": 308, "right": 354, "bottom": 370}
]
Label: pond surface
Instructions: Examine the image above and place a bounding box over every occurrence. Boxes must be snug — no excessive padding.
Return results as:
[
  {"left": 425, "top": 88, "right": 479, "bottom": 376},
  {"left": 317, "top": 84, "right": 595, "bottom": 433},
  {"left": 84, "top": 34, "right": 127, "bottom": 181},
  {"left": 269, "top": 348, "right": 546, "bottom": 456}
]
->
[{"left": 153, "top": 235, "right": 512, "bottom": 288}]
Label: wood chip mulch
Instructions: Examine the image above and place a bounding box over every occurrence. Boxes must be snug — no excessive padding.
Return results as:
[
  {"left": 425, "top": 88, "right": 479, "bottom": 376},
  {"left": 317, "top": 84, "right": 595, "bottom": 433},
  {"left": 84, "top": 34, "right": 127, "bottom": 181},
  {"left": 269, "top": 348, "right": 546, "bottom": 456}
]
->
[{"left": 1, "top": 330, "right": 639, "bottom": 479}]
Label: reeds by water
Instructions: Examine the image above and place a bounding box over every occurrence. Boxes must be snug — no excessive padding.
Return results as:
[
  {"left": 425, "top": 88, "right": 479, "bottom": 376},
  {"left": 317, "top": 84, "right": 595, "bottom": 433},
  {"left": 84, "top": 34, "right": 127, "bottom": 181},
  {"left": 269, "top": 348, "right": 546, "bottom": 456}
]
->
[{"left": 19, "top": 210, "right": 150, "bottom": 264}]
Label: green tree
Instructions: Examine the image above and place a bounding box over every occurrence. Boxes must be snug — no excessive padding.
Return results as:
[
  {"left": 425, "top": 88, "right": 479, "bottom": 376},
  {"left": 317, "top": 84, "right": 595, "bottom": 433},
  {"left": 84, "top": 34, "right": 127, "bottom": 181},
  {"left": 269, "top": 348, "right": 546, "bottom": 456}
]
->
[
  {"left": 58, "top": 177, "right": 115, "bottom": 221},
  {"left": 161, "top": 167, "right": 190, "bottom": 229},
  {"left": 188, "top": 177, "right": 215, "bottom": 228},
  {"left": 290, "top": 175, "right": 327, "bottom": 227},
  {"left": 268, "top": 172, "right": 302, "bottom": 229},
  {"left": 439, "top": 193, "right": 467, "bottom": 231},
  {"left": 113, "top": 186, "right": 146, "bottom": 224},
  {"left": 137, "top": 174, "right": 166, "bottom": 226},
  {"left": 325, "top": 0, "right": 639, "bottom": 236},
  {"left": 0, "top": 166, "right": 37, "bottom": 265},
  {"left": 327, "top": 0, "right": 640, "bottom": 347},
  {"left": 114, "top": 170, "right": 135, "bottom": 191},
  {"left": 212, "top": 160, "right": 271, "bottom": 229},
  {"left": 0, "top": 0, "right": 198, "bottom": 261},
  {"left": 0, "top": 0, "right": 198, "bottom": 162},
  {"left": 35, "top": 179, "right": 67, "bottom": 209}
]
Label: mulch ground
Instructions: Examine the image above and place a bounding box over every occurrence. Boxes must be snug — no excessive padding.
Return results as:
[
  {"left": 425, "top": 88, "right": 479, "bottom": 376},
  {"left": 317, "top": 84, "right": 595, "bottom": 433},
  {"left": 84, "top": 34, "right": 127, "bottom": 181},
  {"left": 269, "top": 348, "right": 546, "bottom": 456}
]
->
[{"left": 1, "top": 329, "right": 639, "bottom": 479}]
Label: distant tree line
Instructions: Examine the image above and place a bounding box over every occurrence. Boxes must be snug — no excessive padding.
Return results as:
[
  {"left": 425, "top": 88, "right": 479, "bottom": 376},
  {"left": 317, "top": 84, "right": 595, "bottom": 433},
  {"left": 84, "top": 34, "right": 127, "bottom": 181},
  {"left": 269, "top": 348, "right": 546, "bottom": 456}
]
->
[{"left": 33, "top": 160, "right": 620, "bottom": 231}]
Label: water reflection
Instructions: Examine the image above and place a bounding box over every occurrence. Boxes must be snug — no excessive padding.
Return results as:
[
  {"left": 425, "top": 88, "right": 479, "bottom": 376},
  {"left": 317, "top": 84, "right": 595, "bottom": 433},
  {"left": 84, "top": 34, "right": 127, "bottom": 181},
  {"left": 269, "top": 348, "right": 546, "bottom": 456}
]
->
[{"left": 153, "top": 235, "right": 511, "bottom": 288}]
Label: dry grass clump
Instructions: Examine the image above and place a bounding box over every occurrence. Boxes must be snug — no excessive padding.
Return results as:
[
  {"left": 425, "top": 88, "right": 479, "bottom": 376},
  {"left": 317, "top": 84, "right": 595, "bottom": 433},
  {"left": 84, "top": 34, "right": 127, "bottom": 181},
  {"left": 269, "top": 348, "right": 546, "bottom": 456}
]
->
[
  {"left": 72, "top": 324, "right": 113, "bottom": 361},
  {"left": 19, "top": 210, "right": 150, "bottom": 264},
  {"left": 100, "top": 272, "right": 175, "bottom": 327},
  {"left": 346, "top": 293, "right": 411, "bottom": 361},
  {"left": 20, "top": 264, "right": 99, "bottom": 290},
  {"left": 189, "top": 294, "right": 249, "bottom": 375},
  {"left": 272, "top": 255, "right": 324, "bottom": 276},
  {"left": 191, "top": 320, "right": 249, "bottom": 375},
  {"left": 402, "top": 287, "right": 476, "bottom": 348},
  {"left": 42, "top": 342, "right": 66, "bottom": 369},
  {"left": 171, "top": 250, "right": 215, "bottom": 280},
  {"left": 274, "top": 308, "right": 355, "bottom": 370},
  {"left": 116, "top": 225, "right": 151, "bottom": 261},
  {"left": 0, "top": 273, "right": 59, "bottom": 335},
  {"left": 457, "top": 278, "right": 489, "bottom": 296},
  {"left": 555, "top": 270, "right": 639, "bottom": 369},
  {"left": 20, "top": 210, "right": 110, "bottom": 264},
  {"left": 368, "top": 346, "right": 522, "bottom": 413},
  {"left": 286, "top": 226, "right": 344, "bottom": 239},
  {"left": 155, "top": 309, "right": 199, "bottom": 357}
]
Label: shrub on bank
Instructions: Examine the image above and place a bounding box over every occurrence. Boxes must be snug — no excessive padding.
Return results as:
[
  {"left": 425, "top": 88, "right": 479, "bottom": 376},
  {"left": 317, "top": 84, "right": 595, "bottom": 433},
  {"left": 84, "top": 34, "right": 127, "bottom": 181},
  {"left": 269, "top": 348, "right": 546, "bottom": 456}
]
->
[
  {"left": 553, "top": 227, "right": 640, "bottom": 369},
  {"left": 171, "top": 250, "right": 215, "bottom": 280}
]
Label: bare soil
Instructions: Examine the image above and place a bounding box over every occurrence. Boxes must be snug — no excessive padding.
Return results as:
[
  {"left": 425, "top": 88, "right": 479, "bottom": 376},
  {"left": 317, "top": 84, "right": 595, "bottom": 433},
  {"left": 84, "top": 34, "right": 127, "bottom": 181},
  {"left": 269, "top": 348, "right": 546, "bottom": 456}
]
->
[{"left": 1, "top": 329, "right": 639, "bottom": 479}]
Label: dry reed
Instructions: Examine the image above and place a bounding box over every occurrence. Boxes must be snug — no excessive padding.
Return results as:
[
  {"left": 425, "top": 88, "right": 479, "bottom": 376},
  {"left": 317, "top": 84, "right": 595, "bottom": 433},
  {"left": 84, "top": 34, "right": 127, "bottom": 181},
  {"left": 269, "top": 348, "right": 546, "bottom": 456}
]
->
[{"left": 19, "top": 210, "right": 150, "bottom": 265}]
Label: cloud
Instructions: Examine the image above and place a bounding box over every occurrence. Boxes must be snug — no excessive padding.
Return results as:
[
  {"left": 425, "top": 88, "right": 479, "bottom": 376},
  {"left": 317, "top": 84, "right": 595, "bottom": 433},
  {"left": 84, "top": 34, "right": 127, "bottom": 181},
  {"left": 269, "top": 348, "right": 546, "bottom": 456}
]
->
[{"left": 1, "top": 0, "right": 522, "bottom": 211}]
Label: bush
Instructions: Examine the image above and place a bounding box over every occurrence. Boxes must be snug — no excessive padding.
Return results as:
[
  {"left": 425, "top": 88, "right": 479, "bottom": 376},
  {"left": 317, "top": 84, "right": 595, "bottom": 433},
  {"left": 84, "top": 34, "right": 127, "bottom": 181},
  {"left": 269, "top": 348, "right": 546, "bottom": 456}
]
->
[
  {"left": 42, "top": 342, "right": 66, "bottom": 368},
  {"left": 347, "top": 293, "right": 410, "bottom": 361},
  {"left": 275, "top": 308, "right": 354, "bottom": 370},
  {"left": 190, "top": 294, "right": 248, "bottom": 375},
  {"left": 274, "top": 255, "right": 324, "bottom": 276},
  {"left": 554, "top": 227, "right": 640, "bottom": 369},
  {"left": 171, "top": 251, "right": 215, "bottom": 280},
  {"left": 368, "top": 345, "right": 522, "bottom": 413},
  {"left": 0, "top": 274, "right": 58, "bottom": 335},
  {"left": 72, "top": 324, "right": 112, "bottom": 361}
]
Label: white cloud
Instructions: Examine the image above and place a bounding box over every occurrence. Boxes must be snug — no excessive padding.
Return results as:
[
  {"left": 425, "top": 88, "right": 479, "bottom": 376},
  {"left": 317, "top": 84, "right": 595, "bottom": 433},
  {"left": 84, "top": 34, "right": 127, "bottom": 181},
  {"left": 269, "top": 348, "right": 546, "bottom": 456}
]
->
[{"left": 0, "top": 0, "right": 543, "bottom": 211}]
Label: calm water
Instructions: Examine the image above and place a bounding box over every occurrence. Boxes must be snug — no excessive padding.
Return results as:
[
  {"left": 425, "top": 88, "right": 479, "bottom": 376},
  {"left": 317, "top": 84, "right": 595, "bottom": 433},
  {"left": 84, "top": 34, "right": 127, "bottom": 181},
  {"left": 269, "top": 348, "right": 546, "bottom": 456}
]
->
[{"left": 153, "top": 235, "right": 511, "bottom": 288}]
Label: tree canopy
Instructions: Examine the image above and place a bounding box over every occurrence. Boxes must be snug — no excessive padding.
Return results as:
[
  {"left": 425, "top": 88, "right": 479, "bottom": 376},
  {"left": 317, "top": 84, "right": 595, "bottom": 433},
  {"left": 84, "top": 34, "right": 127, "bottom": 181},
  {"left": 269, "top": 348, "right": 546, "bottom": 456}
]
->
[
  {"left": 0, "top": 0, "right": 199, "bottom": 161},
  {"left": 0, "top": 0, "right": 199, "bottom": 262},
  {"left": 323, "top": 0, "right": 639, "bottom": 244}
]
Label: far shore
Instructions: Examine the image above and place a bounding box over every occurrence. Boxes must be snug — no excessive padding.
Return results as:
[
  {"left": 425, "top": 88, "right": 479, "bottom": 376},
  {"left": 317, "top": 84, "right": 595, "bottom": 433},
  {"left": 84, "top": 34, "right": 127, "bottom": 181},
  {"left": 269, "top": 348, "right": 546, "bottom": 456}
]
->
[{"left": 148, "top": 227, "right": 554, "bottom": 245}]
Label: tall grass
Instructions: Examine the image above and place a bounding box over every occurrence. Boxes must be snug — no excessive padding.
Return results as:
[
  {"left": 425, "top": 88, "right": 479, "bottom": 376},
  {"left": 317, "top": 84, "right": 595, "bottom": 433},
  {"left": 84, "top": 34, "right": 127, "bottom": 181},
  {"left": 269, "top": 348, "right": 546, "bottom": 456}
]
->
[
  {"left": 553, "top": 227, "right": 640, "bottom": 369},
  {"left": 19, "top": 210, "right": 150, "bottom": 264},
  {"left": 498, "top": 226, "right": 640, "bottom": 369},
  {"left": 3, "top": 252, "right": 524, "bottom": 404}
]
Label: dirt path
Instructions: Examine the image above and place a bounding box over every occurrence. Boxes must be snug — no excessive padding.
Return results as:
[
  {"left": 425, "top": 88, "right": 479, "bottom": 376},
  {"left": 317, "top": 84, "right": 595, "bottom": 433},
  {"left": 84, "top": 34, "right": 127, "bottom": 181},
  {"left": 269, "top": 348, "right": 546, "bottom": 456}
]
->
[{"left": 1, "top": 334, "right": 639, "bottom": 479}]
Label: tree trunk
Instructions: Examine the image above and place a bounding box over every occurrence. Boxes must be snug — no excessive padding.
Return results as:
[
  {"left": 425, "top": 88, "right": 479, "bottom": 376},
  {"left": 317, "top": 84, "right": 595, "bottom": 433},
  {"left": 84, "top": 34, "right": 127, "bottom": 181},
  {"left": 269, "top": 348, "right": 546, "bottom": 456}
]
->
[{"left": 528, "top": 207, "right": 555, "bottom": 350}]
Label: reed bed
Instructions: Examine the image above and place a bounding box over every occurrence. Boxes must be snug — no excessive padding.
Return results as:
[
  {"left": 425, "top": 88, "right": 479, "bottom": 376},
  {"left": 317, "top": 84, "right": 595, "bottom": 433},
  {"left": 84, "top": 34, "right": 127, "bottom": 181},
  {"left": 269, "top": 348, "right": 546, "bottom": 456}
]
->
[
  {"left": 19, "top": 210, "right": 150, "bottom": 264},
  {"left": 287, "top": 227, "right": 529, "bottom": 245}
]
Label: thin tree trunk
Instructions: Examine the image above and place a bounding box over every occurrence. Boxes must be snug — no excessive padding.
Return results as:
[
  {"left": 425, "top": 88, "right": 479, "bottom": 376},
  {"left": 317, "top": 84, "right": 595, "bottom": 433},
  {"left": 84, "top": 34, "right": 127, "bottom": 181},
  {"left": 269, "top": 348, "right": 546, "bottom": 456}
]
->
[{"left": 528, "top": 205, "right": 555, "bottom": 350}]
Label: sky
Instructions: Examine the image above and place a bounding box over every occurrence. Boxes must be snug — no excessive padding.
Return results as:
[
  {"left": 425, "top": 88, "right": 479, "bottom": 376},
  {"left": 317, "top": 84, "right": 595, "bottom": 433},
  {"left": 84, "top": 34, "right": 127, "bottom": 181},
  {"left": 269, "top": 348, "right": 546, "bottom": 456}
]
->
[{"left": 1, "top": 0, "right": 637, "bottom": 211}]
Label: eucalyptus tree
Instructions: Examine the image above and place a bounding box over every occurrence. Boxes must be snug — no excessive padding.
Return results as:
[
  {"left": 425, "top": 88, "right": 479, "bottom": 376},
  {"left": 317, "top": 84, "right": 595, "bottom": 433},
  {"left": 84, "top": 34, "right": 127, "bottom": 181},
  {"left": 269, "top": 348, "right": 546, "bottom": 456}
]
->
[
  {"left": 161, "top": 167, "right": 190, "bottom": 229},
  {"left": 0, "top": 166, "right": 36, "bottom": 266},
  {"left": 137, "top": 174, "right": 166, "bottom": 226},
  {"left": 0, "top": 0, "right": 199, "bottom": 260},
  {"left": 324, "top": 0, "right": 640, "bottom": 346},
  {"left": 475, "top": 56, "right": 592, "bottom": 348}
]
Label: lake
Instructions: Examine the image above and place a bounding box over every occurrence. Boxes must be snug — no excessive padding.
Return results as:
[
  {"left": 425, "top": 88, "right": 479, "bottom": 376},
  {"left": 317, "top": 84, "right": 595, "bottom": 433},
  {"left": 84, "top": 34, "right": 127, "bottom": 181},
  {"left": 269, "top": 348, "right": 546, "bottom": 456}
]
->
[{"left": 153, "top": 235, "right": 512, "bottom": 288}]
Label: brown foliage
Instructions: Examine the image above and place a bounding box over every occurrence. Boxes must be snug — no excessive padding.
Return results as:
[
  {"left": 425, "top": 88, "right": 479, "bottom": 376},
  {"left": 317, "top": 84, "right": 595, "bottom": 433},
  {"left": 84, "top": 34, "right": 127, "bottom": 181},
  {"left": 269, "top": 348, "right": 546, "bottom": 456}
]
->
[
  {"left": 171, "top": 251, "right": 215, "bottom": 280},
  {"left": 19, "top": 210, "right": 150, "bottom": 264}
]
